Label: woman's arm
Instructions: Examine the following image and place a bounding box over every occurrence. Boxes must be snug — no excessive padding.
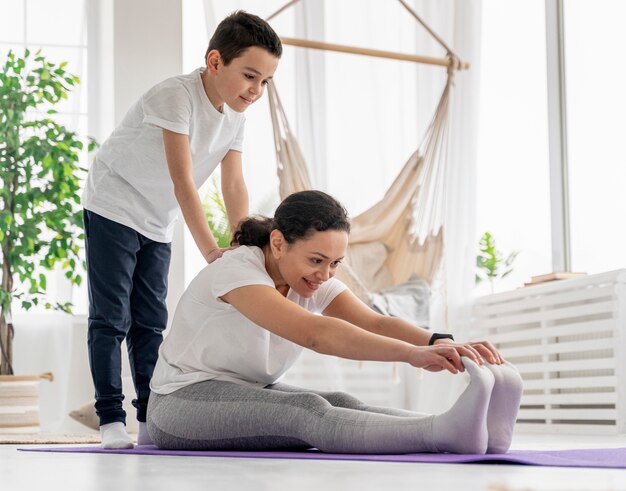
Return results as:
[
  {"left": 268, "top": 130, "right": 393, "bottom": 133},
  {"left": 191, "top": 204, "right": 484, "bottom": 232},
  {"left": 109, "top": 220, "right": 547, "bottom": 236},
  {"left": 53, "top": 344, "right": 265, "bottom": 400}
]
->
[
  {"left": 323, "top": 289, "right": 503, "bottom": 364},
  {"left": 323, "top": 289, "right": 432, "bottom": 345},
  {"left": 220, "top": 285, "right": 465, "bottom": 373}
]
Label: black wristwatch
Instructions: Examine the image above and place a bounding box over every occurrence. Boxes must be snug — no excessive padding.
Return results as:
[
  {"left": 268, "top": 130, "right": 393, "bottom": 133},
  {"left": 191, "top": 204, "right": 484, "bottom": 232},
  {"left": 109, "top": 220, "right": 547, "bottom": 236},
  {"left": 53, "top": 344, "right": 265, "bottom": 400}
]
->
[{"left": 428, "top": 333, "right": 455, "bottom": 345}]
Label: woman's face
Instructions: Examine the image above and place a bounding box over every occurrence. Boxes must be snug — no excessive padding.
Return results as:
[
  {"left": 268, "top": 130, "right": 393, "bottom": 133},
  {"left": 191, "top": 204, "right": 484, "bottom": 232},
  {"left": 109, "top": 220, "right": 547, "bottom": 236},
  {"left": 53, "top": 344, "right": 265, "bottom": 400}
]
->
[{"left": 274, "top": 229, "right": 349, "bottom": 297}]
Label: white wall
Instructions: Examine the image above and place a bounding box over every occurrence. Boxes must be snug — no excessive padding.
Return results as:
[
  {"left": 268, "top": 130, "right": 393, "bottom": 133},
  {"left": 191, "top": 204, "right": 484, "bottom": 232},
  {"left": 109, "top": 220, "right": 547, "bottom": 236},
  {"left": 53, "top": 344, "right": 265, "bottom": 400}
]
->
[{"left": 107, "top": 0, "right": 185, "bottom": 324}]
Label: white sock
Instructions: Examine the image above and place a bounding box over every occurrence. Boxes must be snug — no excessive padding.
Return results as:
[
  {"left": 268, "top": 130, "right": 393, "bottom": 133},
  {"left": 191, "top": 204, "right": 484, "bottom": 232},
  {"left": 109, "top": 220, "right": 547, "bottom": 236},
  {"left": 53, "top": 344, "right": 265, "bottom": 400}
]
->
[
  {"left": 484, "top": 361, "right": 524, "bottom": 454},
  {"left": 431, "top": 357, "right": 495, "bottom": 454},
  {"left": 100, "top": 422, "right": 134, "bottom": 449},
  {"left": 137, "top": 422, "right": 153, "bottom": 446}
]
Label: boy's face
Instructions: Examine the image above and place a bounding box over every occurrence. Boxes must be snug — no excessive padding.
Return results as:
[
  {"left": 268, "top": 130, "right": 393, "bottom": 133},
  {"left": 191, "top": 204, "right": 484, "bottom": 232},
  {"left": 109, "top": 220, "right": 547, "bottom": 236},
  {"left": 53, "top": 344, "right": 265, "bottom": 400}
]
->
[{"left": 206, "top": 46, "right": 279, "bottom": 113}]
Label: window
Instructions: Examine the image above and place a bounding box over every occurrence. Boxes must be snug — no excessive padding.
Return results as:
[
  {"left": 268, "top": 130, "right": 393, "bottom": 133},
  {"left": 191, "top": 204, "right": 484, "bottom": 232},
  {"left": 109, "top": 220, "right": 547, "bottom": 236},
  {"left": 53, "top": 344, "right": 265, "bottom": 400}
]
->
[
  {"left": 564, "top": 0, "right": 626, "bottom": 274},
  {"left": 0, "top": 0, "right": 89, "bottom": 314},
  {"left": 475, "top": 1, "right": 552, "bottom": 294}
]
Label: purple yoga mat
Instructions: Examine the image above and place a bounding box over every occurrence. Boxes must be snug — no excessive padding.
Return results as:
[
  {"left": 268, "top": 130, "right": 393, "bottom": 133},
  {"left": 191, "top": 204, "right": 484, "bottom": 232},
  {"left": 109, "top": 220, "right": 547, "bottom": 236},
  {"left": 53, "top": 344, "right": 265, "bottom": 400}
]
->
[{"left": 18, "top": 445, "right": 626, "bottom": 469}]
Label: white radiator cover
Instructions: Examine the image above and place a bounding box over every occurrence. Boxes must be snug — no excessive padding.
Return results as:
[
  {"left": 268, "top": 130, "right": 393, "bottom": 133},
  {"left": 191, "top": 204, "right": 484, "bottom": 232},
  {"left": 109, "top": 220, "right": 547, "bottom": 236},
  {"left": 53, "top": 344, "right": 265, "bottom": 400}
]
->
[{"left": 471, "top": 269, "right": 626, "bottom": 434}]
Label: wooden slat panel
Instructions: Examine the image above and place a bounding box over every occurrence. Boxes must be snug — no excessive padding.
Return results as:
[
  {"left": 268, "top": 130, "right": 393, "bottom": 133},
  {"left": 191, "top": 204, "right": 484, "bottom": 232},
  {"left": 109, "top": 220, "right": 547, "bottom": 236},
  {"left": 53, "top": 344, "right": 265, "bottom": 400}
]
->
[
  {"left": 477, "top": 301, "right": 615, "bottom": 329},
  {"left": 501, "top": 337, "right": 614, "bottom": 358},
  {"left": 515, "top": 358, "right": 616, "bottom": 374},
  {"left": 518, "top": 408, "right": 617, "bottom": 420},
  {"left": 473, "top": 285, "right": 616, "bottom": 317},
  {"left": 522, "top": 392, "right": 617, "bottom": 405},
  {"left": 478, "top": 319, "right": 615, "bottom": 344},
  {"left": 515, "top": 423, "right": 619, "bottom": 435},
  {"left": 521, "top": 376, "right": 617, "bottom": 390}
]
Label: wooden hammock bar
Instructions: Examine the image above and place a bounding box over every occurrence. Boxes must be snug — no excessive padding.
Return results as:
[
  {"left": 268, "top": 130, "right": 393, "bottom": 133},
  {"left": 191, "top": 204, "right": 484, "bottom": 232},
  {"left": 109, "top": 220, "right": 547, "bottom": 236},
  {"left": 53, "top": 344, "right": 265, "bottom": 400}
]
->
[
  {"left": 266, "top": 0, "right": 470, "bottom": 71},
  {"left": 279, "top": 36, "right": 469, "bottom": 70}
]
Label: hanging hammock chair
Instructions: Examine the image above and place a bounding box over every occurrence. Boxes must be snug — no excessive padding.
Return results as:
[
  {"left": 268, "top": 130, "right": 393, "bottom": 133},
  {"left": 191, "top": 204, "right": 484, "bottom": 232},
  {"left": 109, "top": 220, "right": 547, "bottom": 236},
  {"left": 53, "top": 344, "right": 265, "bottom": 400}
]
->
[{"left": 266, "top": 0, "right": 467, "bottom": 302}]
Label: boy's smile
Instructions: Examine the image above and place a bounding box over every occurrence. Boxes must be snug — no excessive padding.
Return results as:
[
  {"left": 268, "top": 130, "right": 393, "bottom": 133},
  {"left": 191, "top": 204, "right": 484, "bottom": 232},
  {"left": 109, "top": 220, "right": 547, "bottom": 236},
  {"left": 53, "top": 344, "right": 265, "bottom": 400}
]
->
[{"left": 203, "top": 46, "right": 279, "bottom": 113}]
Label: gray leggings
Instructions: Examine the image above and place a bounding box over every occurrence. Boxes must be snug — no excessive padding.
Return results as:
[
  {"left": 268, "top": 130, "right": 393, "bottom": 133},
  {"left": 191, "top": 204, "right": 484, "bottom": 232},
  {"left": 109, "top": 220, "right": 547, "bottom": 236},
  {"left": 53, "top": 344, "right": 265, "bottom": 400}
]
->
[{"left": 147, "top": 380, "right": 437, "bottom": 454}]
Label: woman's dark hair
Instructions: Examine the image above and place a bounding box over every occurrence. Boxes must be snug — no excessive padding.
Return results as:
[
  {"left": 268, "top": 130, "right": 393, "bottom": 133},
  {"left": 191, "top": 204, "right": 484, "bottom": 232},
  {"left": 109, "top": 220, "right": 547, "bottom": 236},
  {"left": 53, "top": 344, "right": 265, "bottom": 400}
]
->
[
  {"left": 205, "top": 10, "right": 282, "bottom": 65},
  {"left": 233, "top": 191, "right": 350, "bottom": 248}
]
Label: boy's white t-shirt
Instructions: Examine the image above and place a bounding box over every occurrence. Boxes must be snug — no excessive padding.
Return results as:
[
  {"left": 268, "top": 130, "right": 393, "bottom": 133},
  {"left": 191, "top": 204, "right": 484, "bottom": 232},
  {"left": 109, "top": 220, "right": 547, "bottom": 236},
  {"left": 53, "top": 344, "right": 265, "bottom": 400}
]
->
[
  {"left": 82, "top": 67, "right": 245, "bottom": 243},
  {"left": 150, "top": 246, "right": 348, "bottom": 393}
]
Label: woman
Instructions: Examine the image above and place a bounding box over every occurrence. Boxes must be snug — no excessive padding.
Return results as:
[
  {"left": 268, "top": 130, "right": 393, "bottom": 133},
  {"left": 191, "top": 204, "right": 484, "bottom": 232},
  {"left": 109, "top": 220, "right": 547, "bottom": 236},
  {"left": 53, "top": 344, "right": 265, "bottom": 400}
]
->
[{"left": 147, "top": 191, "right": 523, "bottom": 454}]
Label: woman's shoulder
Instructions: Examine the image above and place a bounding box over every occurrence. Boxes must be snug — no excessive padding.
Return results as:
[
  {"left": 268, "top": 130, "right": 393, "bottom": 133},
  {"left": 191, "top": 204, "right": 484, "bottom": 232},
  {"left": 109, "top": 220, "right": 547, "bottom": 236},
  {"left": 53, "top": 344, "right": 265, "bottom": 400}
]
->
[
  {"left": 211, "top": 246, "right": 270, "bottom": 280},
  {"left": 222, "top": 245, "right": 264, "bottom": 265},
  {"left": 185, "top": 246, "right": 271, "bottom": 300},
  {"left": 209, "top": 246, "right": 274, "bottom": 295}
]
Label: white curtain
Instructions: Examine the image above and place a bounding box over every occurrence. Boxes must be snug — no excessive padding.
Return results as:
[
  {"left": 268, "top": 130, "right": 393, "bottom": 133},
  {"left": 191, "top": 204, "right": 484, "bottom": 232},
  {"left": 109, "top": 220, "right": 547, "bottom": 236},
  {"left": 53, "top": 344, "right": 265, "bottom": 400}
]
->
[
  {"left": 406, "top": 0, "right": 483, "bottom": 413},
  {"left": 294, "top": 0, "right": 327, "bottom": 189}
]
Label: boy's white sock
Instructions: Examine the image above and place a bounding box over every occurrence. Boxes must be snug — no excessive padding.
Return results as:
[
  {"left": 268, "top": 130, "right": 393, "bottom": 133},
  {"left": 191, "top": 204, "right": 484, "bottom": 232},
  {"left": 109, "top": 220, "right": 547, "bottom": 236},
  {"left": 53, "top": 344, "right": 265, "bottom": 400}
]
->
[
  {"left": 484, "top": 361, "right": 524, "bottom": 454},
  {"left": 431, "top": 357, "right": 495, "bottom": 454},
  {"left": 137, "top": 422, "right": 153, "bottom": 446},
  {"left": 100, "top": 422, "right": 134, "bottom": 449}
]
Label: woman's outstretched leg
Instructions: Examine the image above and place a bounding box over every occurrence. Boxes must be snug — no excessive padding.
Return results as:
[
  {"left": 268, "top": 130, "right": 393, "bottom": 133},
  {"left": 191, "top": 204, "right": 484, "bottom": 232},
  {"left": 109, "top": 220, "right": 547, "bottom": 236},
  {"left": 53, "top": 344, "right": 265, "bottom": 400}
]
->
[
  {"left": 148, "top": 382, "right": 437, "bottom": 453},
  {"left": 147, "top": 360, "right": 494, "bottom": 454},
  {"left": 267, "top": 383, "right": 429, "bottom": 418}
]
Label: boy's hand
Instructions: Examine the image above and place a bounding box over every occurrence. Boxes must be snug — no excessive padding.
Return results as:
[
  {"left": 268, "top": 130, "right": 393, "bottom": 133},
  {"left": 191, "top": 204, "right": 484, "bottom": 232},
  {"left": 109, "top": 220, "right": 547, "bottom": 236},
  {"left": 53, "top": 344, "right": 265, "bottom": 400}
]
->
[{"left": 204, "top": 246, "right": 239, "bottom": 264}]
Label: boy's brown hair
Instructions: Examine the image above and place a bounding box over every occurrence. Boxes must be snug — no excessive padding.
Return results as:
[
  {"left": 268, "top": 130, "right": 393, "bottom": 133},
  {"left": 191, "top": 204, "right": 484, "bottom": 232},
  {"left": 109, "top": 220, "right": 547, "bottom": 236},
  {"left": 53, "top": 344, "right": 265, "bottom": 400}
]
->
[{"left": 205, "top": 10, "right": 282, "bottom": 65}]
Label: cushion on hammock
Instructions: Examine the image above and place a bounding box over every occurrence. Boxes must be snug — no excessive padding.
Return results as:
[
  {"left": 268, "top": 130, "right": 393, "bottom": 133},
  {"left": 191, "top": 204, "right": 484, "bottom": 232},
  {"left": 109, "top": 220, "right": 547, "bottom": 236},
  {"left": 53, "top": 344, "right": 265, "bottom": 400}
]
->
[{"left": 369, "top": 275, "right": 430, "bottom": 327}]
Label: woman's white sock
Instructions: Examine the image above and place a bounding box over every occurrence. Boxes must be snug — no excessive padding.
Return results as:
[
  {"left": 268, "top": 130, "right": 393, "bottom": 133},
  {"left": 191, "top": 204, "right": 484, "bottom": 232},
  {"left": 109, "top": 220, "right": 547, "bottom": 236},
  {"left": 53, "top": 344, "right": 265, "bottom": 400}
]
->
[
  {"left": 484, "top": 361, "right": 524, "bottom": 454},
  {"left": 100, "top": 422, "right": 134, "bottom": 449},
  {"left": 137, "top": 422, "right": 153, "bottom": 446},
  {"left": 431, "top": 357, "right": 495, "bottom": 454}
]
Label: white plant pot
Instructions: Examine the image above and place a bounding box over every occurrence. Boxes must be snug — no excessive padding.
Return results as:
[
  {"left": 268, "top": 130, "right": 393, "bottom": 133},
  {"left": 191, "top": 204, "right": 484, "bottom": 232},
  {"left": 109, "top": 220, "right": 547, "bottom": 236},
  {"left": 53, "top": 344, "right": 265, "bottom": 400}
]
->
[{"left": 0, "top": 373, "right": 53, "bottom": 434}]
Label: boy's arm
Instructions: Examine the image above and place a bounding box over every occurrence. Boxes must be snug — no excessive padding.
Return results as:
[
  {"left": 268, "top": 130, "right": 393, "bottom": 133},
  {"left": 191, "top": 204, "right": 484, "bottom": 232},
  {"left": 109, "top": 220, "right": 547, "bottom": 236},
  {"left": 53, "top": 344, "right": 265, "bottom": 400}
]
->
[
  {"left": 163, "top": 129, "right": 220, "bottom": 261},
  {"left": 220, "top": 150, "right": 249, "bottom": 234}
]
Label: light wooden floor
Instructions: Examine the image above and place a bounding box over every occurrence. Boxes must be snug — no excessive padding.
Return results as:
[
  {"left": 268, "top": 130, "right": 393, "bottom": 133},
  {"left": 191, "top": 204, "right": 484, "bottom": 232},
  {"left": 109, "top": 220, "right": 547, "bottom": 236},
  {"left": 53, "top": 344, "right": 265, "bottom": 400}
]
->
[{"left": 2, "top": 434, "right": 625, "bottom": 491}]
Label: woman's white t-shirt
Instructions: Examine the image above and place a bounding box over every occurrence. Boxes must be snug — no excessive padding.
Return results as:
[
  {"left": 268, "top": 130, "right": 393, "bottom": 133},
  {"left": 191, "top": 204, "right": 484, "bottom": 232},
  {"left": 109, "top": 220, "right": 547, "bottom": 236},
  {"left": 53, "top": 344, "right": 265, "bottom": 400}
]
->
[
  {"left": 82, "top": 67, "right": 245, "bottom": 243},
  {"left": 150, "top": 246, "right": 347, "bottom": 394}
]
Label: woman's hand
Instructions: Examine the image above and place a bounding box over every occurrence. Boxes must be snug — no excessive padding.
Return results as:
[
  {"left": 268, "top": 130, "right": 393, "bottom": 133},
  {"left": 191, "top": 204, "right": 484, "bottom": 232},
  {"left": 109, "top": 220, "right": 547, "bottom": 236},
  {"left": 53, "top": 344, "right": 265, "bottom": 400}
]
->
[
  {"left": 406, "top": 345, "right": 465, "bottom": 374},
  {"left": 433, "top": 338, "right": 504, "bottom": 365}
]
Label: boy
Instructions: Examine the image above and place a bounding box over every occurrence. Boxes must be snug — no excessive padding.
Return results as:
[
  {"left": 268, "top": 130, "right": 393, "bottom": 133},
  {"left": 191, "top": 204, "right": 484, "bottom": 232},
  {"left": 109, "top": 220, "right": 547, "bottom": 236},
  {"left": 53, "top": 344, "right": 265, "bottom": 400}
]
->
[{"left": 82, "top": 11, "right": 281, "bottom": 449}]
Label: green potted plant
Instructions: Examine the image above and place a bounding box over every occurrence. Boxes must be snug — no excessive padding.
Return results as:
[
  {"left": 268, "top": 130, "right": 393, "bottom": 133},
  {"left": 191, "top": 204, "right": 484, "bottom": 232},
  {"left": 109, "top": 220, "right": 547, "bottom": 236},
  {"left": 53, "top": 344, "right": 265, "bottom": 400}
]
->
[
  {"left": 0, "top": 49, "right": 95, "bottom": 431},
  {"left": 475, "top": 231, "right": 518, "bottom": 294}
]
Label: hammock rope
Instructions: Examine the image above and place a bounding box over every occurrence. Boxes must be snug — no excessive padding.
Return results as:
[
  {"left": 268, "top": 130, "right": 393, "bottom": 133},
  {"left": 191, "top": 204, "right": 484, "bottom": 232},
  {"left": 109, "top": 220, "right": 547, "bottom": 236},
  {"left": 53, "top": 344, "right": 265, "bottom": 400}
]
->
[{"left": 264, "top": 1, "right": 463, "bottom": 292}]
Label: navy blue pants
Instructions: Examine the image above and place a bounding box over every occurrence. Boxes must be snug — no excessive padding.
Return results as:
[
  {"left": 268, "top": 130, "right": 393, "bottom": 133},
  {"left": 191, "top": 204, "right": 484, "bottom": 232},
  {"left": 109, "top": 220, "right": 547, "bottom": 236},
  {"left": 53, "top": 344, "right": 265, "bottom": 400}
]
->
[{"left": 84, "top": 210, "right": 171, "bottom": 426}]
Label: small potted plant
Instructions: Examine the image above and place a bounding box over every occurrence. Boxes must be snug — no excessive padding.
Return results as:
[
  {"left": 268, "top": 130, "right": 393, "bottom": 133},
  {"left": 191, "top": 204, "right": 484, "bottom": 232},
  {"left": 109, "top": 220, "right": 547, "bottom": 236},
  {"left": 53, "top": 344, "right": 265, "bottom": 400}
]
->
[
  {"left": 0, "top": 49, "right": 95, "bottom": 432},
  {"left": 475, "top": 231, "right": 518, "bottom": 294}
]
